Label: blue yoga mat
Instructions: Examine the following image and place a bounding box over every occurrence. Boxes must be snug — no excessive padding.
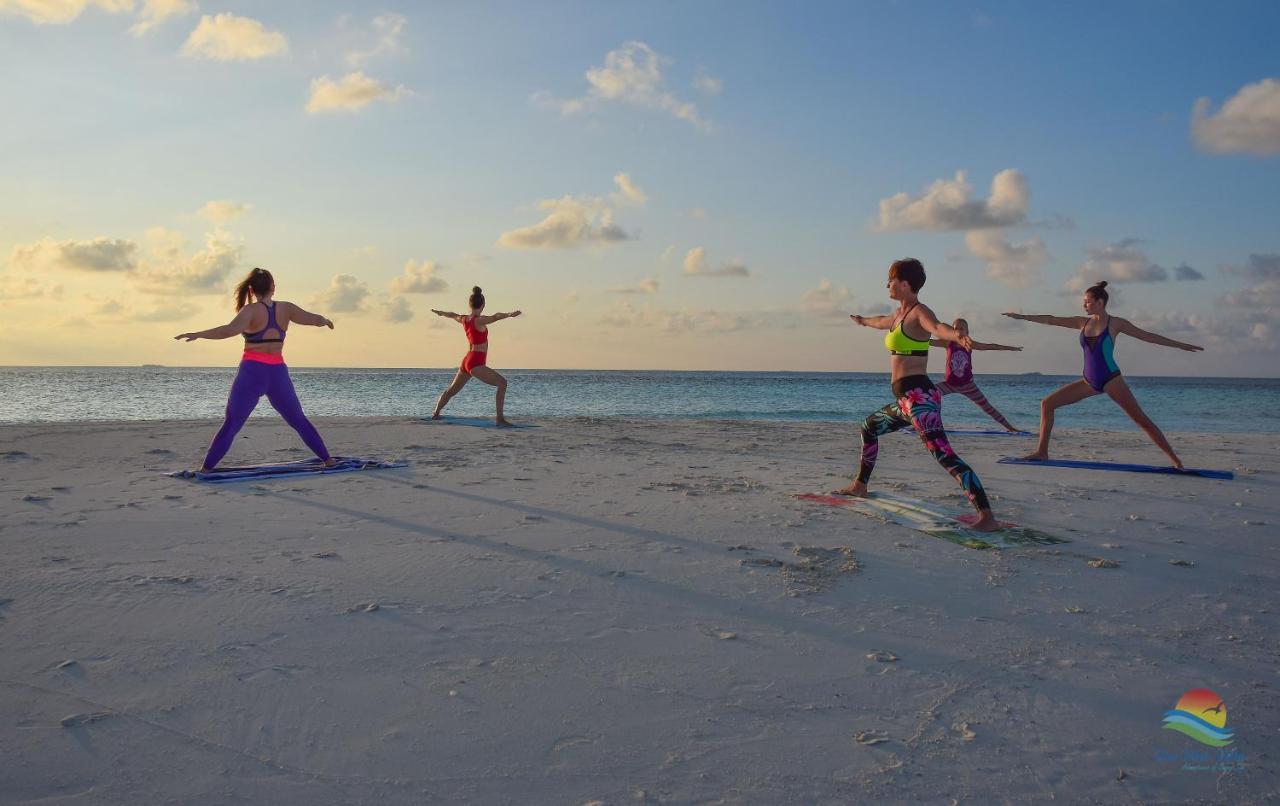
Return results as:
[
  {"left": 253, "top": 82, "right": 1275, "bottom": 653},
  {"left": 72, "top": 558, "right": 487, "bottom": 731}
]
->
[
  {"left": 997, "top": 456, "right": 1233, "bottom": 480},
  {"left": 423, "top": 417, "right": 537, "bottom": 429},
  {"left": 170, "top": 457, "right": 407, "bottom": 483}
]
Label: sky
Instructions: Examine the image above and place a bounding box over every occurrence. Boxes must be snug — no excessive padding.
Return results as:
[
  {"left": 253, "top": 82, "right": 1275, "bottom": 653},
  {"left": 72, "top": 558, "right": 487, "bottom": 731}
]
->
[{"left": 1, "top": 0, "right": 1278, "bottom": 376}]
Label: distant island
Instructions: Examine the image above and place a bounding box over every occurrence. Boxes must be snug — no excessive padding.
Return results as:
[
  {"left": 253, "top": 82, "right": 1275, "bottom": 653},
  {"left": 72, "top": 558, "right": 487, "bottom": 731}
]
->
[{"left": 141, "top": 364, "right": 165, "bottom": 368}]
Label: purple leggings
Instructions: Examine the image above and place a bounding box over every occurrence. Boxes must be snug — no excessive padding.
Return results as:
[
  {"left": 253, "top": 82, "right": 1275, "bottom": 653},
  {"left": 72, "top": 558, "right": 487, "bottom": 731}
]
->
[{"left": 202, "top": 360, "right": 330, "bottom": 470}]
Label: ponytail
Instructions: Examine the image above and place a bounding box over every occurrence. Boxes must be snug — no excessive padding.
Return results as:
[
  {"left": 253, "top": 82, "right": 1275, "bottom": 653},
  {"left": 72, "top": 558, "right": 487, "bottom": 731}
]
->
[
  {"left": 235, "top": 267, "right": 274, "bottom": 311},
  {"left": 468, "top": 286, "right": 485, "bottom": 310}
]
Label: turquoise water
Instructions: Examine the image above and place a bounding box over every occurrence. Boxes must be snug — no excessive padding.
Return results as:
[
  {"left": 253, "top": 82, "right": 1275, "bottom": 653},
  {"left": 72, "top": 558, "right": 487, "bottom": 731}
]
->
[{"left": 1, "top": 367, "right": 1277, "bottom": 433}]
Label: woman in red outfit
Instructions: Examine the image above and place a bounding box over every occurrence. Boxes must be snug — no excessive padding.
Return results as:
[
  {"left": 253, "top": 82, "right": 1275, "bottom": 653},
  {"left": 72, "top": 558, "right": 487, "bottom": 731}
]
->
[{"left": 430, "top": 286, "right": 522, "bottom": 426}]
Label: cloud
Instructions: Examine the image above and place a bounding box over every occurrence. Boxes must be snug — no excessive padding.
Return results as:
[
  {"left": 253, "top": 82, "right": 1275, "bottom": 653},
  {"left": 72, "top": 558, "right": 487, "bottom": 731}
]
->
[
  {"left": 802, "top": 279, "right": 852, "bottom": 317},
  {"left": 1063, "top": 240, "right": 1168, "bottom": 292},
  {"left": 498, "top": 190, "right": 631, "bottom": 250},
  {"left": 964, "top": 230, "right": 1047, "bottom": 289},
  {"left": 313, "top": 274, "right": 370, "bottom": 313},
  {"left": 690, "top": 207, "right": 707, "bottom": 220},
  {"left": 1191, "top": 78, "right": 1280, "bottom": 157},
  {"left": 1173, "top": 262, "right": 1204, "bottom": 281},
  {"left": 610, "top": 172, "right": 647, "bottom": 206},
  {"left": 9, "top": 236, "right": 138, "bottom": 272},
  {"left": 876, "top": 169, "right": 1030, "bottom": 231},
  {"left": 659, "top": 245, "right": 676, "bottom": 263},
  {"left": 693, "top": 69, "right": 722, "bottom": 95},
  {"left": 181, "top": 13, "right": 287, "bottom": 61},
  {"left": 1219, "top": 253, "right": 1280, "bottom": 309},
  {"left": 0, "top": 276, "right": 58, "bottom": 300},
  {"left": 129, "top": 0, "right": 193, "bottom": 35},
  {"left": 345, "top": 13, "right": 406, "bottom": 67},
  {"left": 682, "top": 246, "right": 749, "bottom": 278},
  {"left": 599, "top": 301, "right": 774, "bottom": 334},
  {"left": 132, "top": 302, "right": 200, "bottom": 322},
  {"left": 609, "top": 278, "right": 659, "bottom": 295},
  {"left": 306, "top": 71, "right": 408, "bottom": 114},
  {"left": 390, "top": 259, "right": 448, "bottom": 294},
  {"left": 381, "top": 296, "right": 413, "bottom": 323},
  {"left": 533, "top": 41, "right": 711, "bottom": 131},
  {"left": 197, "top": 199, "right": 251, "bottom": 222},
  {"left": 0, "top": 0, "right": 132, "bottom": 24},
  {"left": 90, "top": 298, "right": 123, "bottom": 315},
  {"left": 133, "top": 228, "right": 244, "bottom": 294}
]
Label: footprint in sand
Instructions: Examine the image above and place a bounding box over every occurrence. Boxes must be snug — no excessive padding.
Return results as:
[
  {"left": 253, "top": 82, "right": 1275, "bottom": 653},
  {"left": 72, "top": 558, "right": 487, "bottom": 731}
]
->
[{"left": 60, "top": 712, "right": 111, "bottom": 728}]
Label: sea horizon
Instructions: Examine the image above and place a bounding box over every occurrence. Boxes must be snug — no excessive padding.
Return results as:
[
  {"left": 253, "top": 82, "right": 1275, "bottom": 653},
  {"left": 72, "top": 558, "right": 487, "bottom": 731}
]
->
[{"left": 4, "top": 366, "right": 1277, "bottom": 432}]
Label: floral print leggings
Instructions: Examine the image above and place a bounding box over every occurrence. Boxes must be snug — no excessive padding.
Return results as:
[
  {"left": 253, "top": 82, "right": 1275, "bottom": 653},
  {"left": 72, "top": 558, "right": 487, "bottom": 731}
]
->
[{"left": 857, "top": 377, "right": 991, "bottom": 512}]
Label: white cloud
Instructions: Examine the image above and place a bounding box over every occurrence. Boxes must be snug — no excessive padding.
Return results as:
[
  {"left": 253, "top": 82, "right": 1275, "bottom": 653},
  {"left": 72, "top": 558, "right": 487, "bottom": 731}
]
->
[
  {"left": 306, "top": 71, "right": 408, "bottom": 114},
  {"left": 345, "top": 13, "right": 406, "bottom": 67},
  {"left": 381, "top": 296, "right": 413, "bottom": 323},
  {"left": 802, "top": 279, "right": 852, "bottom": 317},
  {"left": 876, "top": 169, "right": 1030, "bottom": 232},
  {"left": 1063, "top": 239, "right": 1168, "bottom": 293},
  {"left": 133, "top": 228, "right": 244, "bottom": 294},
  {"left": 610, "top": 172, "right": 647, "bottom": 206},
  {"left": 197, "top": 199, "right": 251, "bottom": 222},
  {"left": 683, "top": 246, "right": 749, "bottom": 278},
  {"left": 313, "top": 274, "right": 370, "bottom": 313},
  {"left": 181, "top": 13, "right": 287, "bottom": 61},
  {"left": 0, "top": 0, "right": 132, "bottom": 25},
  {"left": 609, "top": 278, "right": 659, "bottom": 295},
  {"left": 498, "top": 189, "right": 630, "bottom": 250},
  {"left": 533, "top": 41, "right": 711, "bottom": 131},
  {"left": 659, "top": 245, "right": 676, "bottom": 263},
  {"left": 1191, "top": 78, "right": 1280, "bottom": 157},
  {"left": 390, "top": 259, "right": 448, "bottom": 295},
  {"left": 129, "top": 0, "right": 193, "bottom": 35},
  {"left": 693, "top": 68, "right": 722, "bottom": 95},
  {"left": 965, "top": 230, "right": 1047, "bottom": 289},
  {"left": 9, "top": 236, "right": 138, "bottom": 272}
]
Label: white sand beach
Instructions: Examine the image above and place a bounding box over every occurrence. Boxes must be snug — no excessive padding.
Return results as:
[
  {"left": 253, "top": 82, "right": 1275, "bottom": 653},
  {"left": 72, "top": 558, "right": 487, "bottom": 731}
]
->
[{"left": 1, "top": 418, "right": 1276, "bottom": 804}]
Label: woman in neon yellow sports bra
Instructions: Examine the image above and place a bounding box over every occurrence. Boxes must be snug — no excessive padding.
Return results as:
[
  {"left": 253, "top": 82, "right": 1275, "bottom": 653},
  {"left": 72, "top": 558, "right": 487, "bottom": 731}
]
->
[{"left": 840, "top": 258, "right": 999, "bottom": 531}]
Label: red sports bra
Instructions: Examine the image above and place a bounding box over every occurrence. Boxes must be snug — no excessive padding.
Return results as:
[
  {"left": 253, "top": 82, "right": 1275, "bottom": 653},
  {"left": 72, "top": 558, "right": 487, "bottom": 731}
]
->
[{"left": 463, "top": 315, "right": 488, "bottom": 346}]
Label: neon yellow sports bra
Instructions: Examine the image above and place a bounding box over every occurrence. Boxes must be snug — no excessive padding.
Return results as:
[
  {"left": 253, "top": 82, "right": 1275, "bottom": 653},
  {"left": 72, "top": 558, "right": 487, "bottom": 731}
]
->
[{"left": 884, "top": 303, "right": 930, "bottom": 356}]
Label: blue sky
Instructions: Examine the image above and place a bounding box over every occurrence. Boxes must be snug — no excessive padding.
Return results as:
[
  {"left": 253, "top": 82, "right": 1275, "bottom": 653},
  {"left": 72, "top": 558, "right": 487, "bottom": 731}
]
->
[{"left": 1, "top": 0, "right": 1277, "bottom": 374}]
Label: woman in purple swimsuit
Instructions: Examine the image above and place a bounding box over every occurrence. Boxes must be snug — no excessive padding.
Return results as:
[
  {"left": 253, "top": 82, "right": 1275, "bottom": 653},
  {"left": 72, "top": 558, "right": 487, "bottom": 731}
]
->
[
  {"left": 1004, "top": 281, "right": 1203, "bottom": 469},
  {"left": 175, "top": 268, "right": 338, "bottom": 472}
]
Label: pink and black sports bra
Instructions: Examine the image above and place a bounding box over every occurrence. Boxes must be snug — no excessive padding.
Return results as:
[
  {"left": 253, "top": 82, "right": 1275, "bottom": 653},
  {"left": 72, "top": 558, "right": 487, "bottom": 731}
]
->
[{"left": 244, "top": 302, "right": 284, "bottom": 344}]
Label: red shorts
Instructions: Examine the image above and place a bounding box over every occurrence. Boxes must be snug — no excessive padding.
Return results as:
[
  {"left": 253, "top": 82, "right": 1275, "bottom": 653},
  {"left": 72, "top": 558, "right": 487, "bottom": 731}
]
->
[{"left": 461, "top": 350, "right": 487, "bottom": 373}]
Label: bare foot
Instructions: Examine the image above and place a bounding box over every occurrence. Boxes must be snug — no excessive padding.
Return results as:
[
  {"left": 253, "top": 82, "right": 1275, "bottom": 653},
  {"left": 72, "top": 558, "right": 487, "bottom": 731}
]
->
[
  {"left": 967, "top": 510, "right": 1001, "bottom": 532},
  {"left": 1019, "top": 451, "right": 1048, "bottom": 461},
  {"left": 323, "top": 458, "right": 339, "bottom": 468},
  {"left": 496, "top": 418, "right": 515, "bottom": 428},
  {"left": 1006, "top": 426, "right": 1024, "bottom": 433},
  {"left": 431, "top": 412, "right": 442, "bottom": 420},
  {"left": 198, "top": 466, "right": 213, "bottom": 474},
  {"left": 834, "top": 481, "right": 869, "bottom": 497}
]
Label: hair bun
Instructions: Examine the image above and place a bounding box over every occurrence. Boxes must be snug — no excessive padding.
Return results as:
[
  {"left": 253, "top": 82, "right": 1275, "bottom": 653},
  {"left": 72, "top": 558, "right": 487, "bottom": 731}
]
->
[
  {"left": 472, "top": 286, "right": 482, "bottom": 294},
  {"left": 1095, "top": 280, "right": 1108, "bottom": 288}
]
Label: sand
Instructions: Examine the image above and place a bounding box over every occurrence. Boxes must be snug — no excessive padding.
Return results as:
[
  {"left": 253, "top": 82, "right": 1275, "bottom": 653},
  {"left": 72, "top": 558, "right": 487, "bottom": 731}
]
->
[{"left": 0, "top": 417, "right": 1276, "bottom": 804}]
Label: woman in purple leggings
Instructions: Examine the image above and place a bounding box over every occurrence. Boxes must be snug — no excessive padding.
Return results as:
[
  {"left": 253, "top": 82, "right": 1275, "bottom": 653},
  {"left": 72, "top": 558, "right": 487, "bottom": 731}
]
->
[{"left": 175, "top": 268, "right": 336, "bottom": 472}]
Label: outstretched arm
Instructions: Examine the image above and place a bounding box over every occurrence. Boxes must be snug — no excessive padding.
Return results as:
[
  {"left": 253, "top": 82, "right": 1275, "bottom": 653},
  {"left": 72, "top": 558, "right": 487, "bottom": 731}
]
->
[
  {"left": 972, "top": 341, "right": 1023, "bottom": 352},
  {"left": 286, "top": 302, "right": 334, "bottom": 329},
  {"left": 174, "top": 307, "right": 255, "bottom": 341},
  {"left": 477, "top": 310, "right": 522, "bottom": 326},
  {"left": 1003, "top": 312, "right": 1086, "bottom": 329},
  {"left": 431, "top": 309, "right": 464, "bottom": 323},
  {"left": 1115, "top": 317, "right": 1203, "bottom": 352},
  {"left": 849, "top": 313, "right": 894, "bottom": 330},
  {"left": 916, "top": 305, "right": 973, "bottom": 350}
]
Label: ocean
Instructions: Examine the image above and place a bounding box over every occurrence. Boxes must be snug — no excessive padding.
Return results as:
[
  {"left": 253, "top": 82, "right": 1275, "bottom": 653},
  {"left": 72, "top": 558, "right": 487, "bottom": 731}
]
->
[{"left": 1, "top": 367, "right": 1276, "bottom": 433}]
